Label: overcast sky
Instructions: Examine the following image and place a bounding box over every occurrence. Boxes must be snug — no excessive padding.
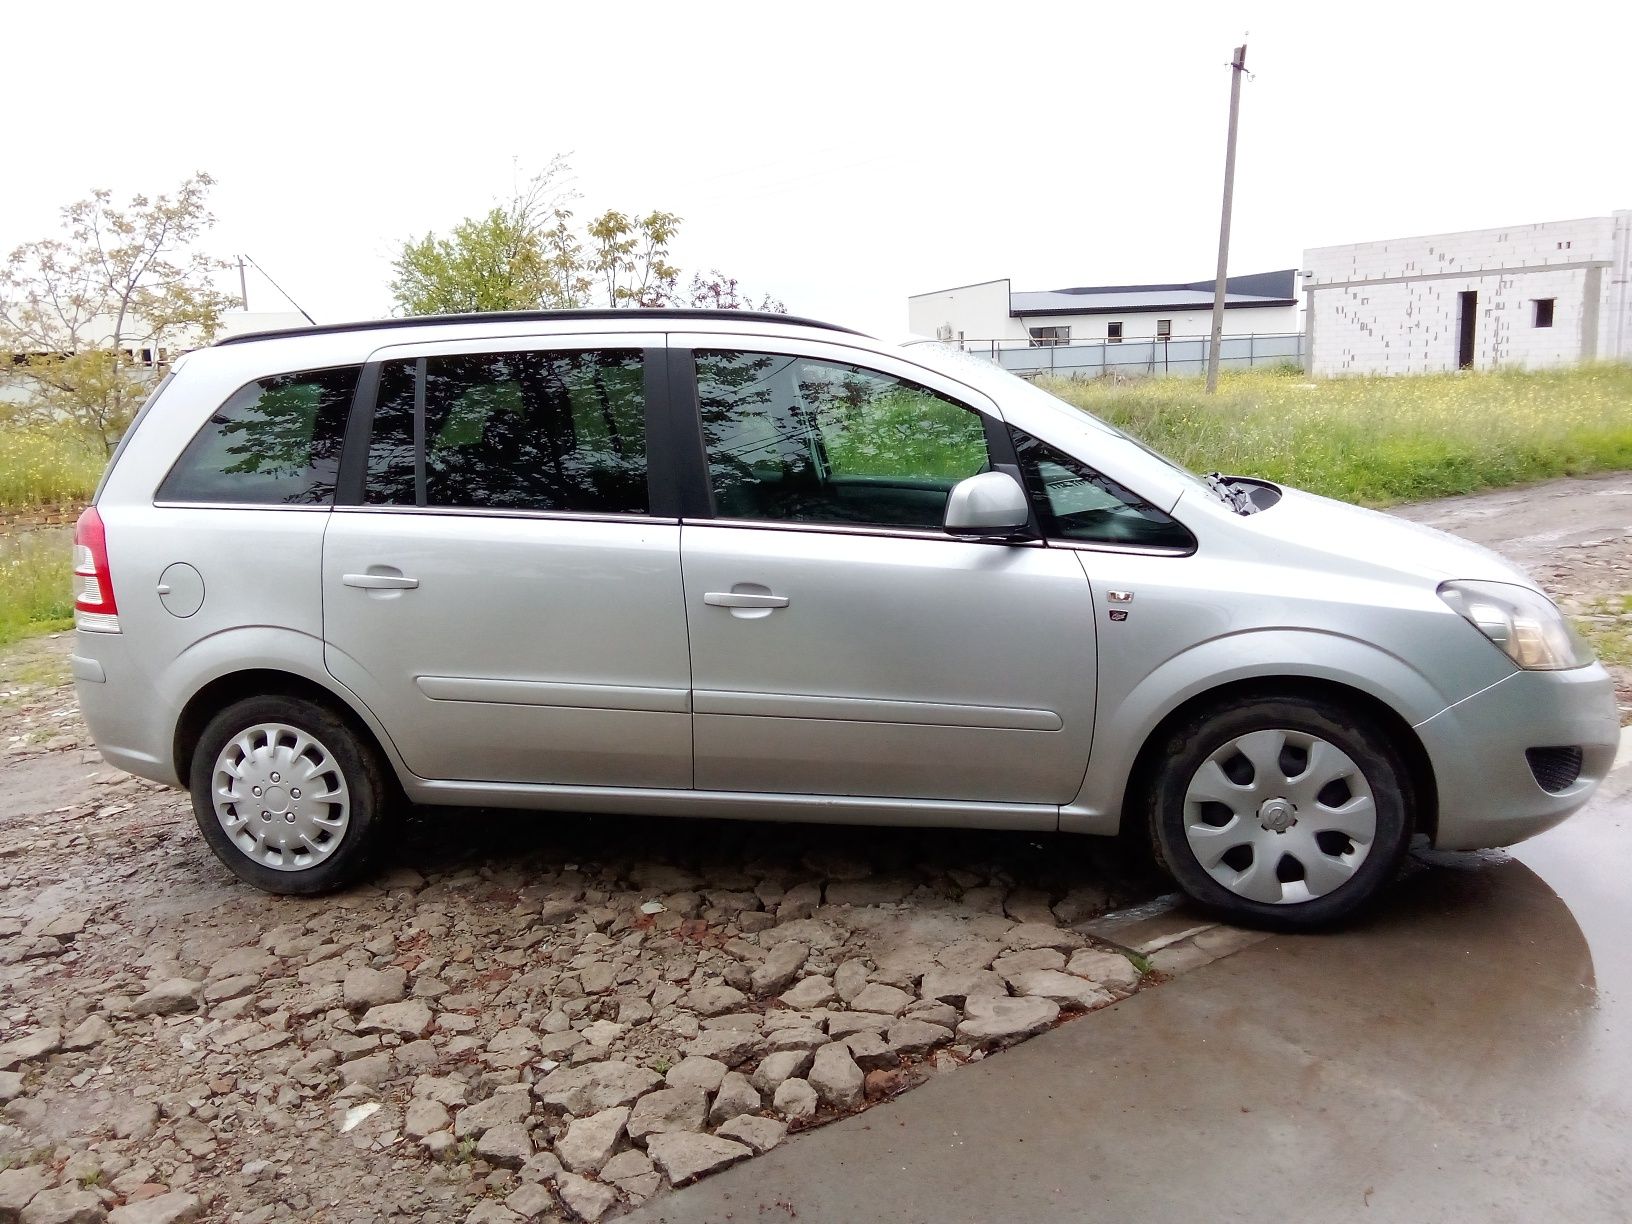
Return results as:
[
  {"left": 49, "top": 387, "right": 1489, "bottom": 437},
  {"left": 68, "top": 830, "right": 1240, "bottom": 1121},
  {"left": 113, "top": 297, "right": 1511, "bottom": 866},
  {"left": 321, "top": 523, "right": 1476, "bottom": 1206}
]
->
[{"left": 5, "top": 0, "right": 1627, "bottom": 336}]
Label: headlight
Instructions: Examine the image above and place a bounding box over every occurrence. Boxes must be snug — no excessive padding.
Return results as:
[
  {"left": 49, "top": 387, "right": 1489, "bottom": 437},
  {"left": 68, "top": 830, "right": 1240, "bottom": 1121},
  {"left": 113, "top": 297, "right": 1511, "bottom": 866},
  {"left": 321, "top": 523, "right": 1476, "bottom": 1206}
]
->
[{"left": 1438, "top": 580, "right": 1594, "bottom": 671}]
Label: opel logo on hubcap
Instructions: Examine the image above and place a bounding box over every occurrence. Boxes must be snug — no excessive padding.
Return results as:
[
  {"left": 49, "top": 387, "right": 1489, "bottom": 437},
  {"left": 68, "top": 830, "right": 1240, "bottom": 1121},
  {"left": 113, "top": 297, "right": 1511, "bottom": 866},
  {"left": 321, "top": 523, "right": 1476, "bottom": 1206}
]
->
[{"left": 1258, "top": 797, "right": 1298, "bottom": 833}]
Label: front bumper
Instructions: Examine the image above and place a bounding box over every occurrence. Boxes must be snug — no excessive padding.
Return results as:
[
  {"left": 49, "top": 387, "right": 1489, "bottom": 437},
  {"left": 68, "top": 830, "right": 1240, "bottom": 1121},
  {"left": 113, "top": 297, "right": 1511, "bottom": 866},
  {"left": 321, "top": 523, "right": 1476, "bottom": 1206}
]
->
[{"left": 1415, "top": 663, "right": 1621, "bottom": 850}]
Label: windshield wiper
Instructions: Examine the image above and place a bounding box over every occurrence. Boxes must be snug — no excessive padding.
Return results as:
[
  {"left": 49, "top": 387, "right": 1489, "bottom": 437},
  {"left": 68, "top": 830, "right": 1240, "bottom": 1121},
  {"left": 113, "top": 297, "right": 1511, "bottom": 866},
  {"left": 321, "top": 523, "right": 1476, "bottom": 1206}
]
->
[{"left": 1206, "top": 472, "right": 1259, "bottom": 516}]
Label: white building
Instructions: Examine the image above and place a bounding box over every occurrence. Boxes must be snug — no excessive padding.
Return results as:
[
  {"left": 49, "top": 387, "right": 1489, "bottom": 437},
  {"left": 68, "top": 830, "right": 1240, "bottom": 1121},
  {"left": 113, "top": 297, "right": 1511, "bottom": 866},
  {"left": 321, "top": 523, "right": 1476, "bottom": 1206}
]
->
[
  {"left": 1, "top": 310, "right": 310, "bottom": 409},
  {"left": 1302, "top": 213, "right": 1632, "bottom": 376},
  {"left": 907, "top": 271, "right": 1299, "bottom": 349}
]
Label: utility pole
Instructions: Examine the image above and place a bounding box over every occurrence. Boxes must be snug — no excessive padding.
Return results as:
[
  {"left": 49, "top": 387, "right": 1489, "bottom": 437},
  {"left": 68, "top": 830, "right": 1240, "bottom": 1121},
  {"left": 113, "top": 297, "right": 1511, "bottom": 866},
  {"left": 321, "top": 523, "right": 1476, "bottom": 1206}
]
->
[
  {"left": 237, "top": 256, "right": 250, "bottom": 311},
  {"left": 1205, "top": 43, "right": 1248, "bottom": 394}
]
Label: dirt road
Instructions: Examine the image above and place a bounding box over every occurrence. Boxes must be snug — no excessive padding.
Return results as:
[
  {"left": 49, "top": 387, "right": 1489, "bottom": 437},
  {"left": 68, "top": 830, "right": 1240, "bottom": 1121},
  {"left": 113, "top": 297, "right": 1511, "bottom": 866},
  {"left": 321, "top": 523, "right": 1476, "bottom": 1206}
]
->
[{"left": 1392, "top": 470, "right": 1632, "bottom": 718}]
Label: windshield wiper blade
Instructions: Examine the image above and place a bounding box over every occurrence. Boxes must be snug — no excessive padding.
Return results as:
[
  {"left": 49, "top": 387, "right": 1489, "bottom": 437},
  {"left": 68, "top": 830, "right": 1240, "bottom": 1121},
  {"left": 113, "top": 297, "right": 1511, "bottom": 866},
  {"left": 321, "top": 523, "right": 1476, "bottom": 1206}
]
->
[{"left": 1205, "top": 472, "right": 1258, "bottom": 515}]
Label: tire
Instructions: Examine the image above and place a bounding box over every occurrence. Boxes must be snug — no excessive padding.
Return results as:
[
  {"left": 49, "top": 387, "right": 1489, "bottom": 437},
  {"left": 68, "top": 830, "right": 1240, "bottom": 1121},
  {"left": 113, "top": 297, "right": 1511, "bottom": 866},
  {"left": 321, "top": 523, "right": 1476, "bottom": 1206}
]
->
[
  {"left": 189, "top": 694, "right": 387, "bottom": 895},
  {"left": 1146, "top": 693, "right": 1413, "bottom": 930}
]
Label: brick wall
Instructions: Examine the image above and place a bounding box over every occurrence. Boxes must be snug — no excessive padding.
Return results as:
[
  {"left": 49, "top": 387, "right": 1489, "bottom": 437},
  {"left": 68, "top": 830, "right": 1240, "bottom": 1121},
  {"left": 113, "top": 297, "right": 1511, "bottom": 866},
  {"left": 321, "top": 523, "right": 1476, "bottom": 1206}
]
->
[
  {"left": 0, "top": 503, "right": 81, "bottom": 535},
  {"left": 1302, "top": 214, "right": 1630, "bottom": 375}
]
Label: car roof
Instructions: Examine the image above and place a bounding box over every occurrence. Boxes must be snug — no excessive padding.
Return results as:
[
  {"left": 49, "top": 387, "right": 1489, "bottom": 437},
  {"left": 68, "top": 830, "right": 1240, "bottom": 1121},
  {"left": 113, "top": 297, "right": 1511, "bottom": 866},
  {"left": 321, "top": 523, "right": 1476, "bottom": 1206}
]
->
[{"left": 213, "top": 309, "right": 865, "bottom": 348}]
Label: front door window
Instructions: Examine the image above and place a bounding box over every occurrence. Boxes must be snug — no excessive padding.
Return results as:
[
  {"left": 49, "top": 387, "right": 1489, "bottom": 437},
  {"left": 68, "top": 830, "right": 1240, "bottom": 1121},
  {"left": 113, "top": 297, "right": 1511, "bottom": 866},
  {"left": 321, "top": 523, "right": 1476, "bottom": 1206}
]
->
[{"left": 693, "top": 350, "right": 991, "bottom": 529}]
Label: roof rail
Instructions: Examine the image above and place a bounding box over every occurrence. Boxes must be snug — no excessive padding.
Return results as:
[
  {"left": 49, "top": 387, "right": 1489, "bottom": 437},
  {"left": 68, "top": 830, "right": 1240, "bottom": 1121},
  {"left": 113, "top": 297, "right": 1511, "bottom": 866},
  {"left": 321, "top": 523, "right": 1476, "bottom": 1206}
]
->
[{"left": 213, "top": 308, "right": 864, "bottom": 347}]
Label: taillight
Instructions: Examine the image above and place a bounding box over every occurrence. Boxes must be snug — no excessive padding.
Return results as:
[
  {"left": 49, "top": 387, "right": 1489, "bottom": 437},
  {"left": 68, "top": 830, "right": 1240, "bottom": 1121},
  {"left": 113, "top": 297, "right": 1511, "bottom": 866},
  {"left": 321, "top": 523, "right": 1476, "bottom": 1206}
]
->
[{"left": 73, "top": 506, "right": 120, "bottom": 633}]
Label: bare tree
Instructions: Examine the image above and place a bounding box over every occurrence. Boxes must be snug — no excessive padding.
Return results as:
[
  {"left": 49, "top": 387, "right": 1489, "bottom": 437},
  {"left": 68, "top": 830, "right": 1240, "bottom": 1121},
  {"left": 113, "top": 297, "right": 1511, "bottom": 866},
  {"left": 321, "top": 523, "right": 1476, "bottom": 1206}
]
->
[{"left": 0, "top": 173, "right": 236, "bottom": 451}]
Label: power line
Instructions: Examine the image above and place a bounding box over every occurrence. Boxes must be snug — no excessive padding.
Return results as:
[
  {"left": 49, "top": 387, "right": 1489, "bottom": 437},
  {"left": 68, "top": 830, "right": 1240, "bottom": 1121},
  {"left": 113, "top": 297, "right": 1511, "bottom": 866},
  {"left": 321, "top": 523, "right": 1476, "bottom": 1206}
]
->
[{"left": 239, "top": 253, "right": 316, "bottom": 325}]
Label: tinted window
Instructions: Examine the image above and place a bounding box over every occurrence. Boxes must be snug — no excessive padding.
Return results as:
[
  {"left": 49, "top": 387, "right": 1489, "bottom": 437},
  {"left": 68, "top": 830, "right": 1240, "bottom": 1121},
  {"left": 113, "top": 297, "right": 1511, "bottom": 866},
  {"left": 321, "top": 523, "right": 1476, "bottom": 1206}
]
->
[
  {"left": 364, "top": 349, "right": 646, "bottom": 513},
  {"left": 1013, "top": 431, "right": 1193, "bottom": 551},
  {"left": 695, "top": 350, "right": 990, "bottom": 528},
  {"left": 158, "top": 366, "right": 358, "bottom": 504}
]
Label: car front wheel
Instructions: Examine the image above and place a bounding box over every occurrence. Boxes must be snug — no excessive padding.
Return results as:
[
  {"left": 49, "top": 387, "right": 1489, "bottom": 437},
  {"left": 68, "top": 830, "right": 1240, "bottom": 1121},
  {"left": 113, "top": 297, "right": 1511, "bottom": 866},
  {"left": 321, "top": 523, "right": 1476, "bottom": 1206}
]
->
[
  {"left": 1148, "top": 693, "right": 1414, "bottom": 929},
  {"left": 189, "top": 694, "right": 386, "bottom": 894}
]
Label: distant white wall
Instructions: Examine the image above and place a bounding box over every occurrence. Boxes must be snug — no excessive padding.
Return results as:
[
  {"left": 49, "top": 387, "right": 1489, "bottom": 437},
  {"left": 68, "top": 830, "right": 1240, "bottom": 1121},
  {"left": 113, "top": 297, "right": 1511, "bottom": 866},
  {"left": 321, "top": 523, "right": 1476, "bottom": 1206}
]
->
[
  {"left": 1010, "top": 305, "right": 1296, "bottom": 342},
  {"left": 907, "top": 281, "right": 1296, "bottom": 346},
  {"left": 1, "top": 310, "right": 311, "bottom": 409},
  {"left": 907, "top": 280, "right": 1021, "bottom": 343},
  {"left": 1303, "top": 213, "right": 1632, "bottom": 375}
]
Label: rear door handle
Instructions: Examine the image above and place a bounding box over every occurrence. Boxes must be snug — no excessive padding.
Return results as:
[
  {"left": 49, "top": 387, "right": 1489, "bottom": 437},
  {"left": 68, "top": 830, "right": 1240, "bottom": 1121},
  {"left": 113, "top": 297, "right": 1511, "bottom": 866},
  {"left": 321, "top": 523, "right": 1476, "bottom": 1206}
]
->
[
  {"left": 703, "top": 591, "right": 789, "bottom": 609},
  {"left": 343, "top": 573, "right": 420, "bottom": 590}
]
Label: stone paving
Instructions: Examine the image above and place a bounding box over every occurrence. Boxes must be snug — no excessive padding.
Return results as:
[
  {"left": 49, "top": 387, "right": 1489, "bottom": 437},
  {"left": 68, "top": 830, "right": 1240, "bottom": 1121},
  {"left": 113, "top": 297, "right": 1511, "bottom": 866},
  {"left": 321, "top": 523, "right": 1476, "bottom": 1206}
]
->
[{"left": 0, "top": 635, "right": 1176, "bottom": 1224}]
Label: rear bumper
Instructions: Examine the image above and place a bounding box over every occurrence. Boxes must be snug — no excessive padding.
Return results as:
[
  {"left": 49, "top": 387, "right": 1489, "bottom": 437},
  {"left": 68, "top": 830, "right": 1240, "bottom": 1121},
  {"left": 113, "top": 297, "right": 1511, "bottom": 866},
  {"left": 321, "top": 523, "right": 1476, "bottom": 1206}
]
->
[
  {"left": 1415, "top": 663, "right": 1620, "bottom": 850},
  {"left": 73, "top": 631, "right": 182, "bottom": 787}
]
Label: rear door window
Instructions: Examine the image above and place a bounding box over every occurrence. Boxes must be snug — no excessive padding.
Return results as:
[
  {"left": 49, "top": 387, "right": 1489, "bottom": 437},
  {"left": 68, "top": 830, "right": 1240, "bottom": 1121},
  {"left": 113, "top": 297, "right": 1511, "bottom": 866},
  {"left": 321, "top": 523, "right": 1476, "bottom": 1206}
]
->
[
  {"left": 157, "top": 366, "right": 359, "bottom": 505},
  {"left": 363, "top": 348, "right": 647, "bottom": 513}
]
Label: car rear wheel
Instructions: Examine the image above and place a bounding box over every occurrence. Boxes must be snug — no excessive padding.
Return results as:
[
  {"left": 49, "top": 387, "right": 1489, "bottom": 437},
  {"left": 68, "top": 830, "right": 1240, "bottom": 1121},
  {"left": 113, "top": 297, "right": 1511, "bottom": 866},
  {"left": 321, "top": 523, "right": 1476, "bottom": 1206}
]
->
[
  {"left": 1147, "top": 694, "right": 1414, "bottom": 929},
  {"left": 189, "top": 694, "right": 386, "bottom": 894}
]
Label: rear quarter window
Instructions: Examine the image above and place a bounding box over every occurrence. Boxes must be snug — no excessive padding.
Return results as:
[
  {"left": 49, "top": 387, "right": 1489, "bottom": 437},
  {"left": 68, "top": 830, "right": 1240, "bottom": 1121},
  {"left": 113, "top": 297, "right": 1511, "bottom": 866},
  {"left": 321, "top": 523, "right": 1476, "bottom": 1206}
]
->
[{"left": 156, "top": 366, "right": 360, "bottom": 505}]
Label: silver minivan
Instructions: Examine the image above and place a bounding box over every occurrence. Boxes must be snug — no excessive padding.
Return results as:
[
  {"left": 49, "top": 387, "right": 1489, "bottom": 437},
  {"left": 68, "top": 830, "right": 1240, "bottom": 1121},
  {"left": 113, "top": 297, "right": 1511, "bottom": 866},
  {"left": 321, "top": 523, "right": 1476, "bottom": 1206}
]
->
[{"left": 71, "top": 310, "right": 1620, "bottom": 926}]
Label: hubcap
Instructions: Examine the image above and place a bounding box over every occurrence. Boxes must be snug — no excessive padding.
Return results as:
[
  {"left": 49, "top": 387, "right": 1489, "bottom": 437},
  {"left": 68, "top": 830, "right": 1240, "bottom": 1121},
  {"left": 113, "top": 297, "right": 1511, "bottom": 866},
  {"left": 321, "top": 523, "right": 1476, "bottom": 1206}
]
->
[
  {"left": 211, "top": 722, "right": 350, "bottom": 871},
  {"left": 1182, "top": 728, "right": 1376, "bottom": 905}
]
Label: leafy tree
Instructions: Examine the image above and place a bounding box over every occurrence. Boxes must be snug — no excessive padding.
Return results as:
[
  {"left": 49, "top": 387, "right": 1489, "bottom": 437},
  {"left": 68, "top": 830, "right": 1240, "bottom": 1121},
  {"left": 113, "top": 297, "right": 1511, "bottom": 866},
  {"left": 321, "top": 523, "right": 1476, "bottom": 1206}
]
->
[
  {"left": 587, "top": 210, "right": 682, "bottom": 308},
  {"left": 0, "top": 174, "right": 236, "bottom": 452},
  {"left": 391, "top": 155, "right": 584, "bottom": 314},
  {"left": 390, "top": 158, "right": 782, "bottom": 316}
]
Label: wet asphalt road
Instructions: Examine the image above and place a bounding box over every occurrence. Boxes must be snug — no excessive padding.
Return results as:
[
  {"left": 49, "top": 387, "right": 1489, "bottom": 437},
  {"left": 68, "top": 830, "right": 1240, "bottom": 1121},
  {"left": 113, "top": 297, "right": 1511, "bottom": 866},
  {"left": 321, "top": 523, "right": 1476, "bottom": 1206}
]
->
[{"left": 628, "top": 762, "right": 1632, "bottom": 1224}]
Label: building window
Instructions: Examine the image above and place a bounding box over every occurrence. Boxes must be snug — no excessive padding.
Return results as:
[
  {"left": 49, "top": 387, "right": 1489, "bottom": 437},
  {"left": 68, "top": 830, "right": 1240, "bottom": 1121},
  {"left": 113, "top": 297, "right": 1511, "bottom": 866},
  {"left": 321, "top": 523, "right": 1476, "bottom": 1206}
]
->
[
  {"left": 1533, "top": 299, "right": 1555, "bottom": 328},
  {"left": 1106, "top": 322, "right": 1123, "bottom": 344},
  {"left": 1155, "top": 319, "right": 1172, "bottom": 341},
  {"left": 1029, "top": 326, "right": 1070, "bottom": 347}
]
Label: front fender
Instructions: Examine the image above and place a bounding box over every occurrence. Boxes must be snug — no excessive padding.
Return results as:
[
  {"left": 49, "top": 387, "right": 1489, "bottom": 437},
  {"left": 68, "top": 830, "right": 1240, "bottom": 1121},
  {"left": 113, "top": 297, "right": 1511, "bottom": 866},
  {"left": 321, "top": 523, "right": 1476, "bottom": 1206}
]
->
[{"left": 1060, "top": 628, "right": 1474, "bottom": 835}]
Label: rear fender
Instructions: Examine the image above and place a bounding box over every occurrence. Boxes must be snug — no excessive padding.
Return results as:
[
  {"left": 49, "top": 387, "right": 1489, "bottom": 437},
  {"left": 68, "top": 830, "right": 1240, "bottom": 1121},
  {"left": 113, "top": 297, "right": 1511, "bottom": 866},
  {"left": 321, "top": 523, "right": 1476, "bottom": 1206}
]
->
[{"left": 165, "top": 626, "right": 411, "bottom": 784}]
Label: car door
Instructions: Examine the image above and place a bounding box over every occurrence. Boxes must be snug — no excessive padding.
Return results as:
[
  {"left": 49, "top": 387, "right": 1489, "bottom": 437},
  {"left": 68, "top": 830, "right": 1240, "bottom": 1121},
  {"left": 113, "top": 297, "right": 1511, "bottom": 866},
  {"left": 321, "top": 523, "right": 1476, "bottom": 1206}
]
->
[
  {"left": 672, "top": 335, "right": 1098, "bottom": 805},
  {"left": 322, "top": 332, "right": 692, "bottom": 788}
]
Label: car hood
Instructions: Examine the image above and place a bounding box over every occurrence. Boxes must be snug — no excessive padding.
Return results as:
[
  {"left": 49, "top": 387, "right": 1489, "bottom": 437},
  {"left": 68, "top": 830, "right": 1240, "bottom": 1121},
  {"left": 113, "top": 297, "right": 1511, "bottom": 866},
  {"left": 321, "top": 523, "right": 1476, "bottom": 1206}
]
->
[{"left": 1240, "top": 487, "right": 1536, "bottom": 587}]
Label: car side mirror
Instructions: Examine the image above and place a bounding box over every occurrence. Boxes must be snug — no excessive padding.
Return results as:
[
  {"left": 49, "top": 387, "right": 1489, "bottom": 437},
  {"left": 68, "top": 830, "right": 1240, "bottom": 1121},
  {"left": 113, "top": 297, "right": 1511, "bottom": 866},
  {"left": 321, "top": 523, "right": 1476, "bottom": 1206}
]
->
[{"left": 943, "top": 471, "right": 1030, "bottom": 539}]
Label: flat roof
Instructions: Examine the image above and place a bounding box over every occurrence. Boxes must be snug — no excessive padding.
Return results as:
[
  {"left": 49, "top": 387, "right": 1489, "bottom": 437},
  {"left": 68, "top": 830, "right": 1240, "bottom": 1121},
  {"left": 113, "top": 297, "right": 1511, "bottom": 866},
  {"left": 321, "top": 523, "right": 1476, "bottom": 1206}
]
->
[{"left": 1010, "top": 269, "right": 1297, "bottom": 316}]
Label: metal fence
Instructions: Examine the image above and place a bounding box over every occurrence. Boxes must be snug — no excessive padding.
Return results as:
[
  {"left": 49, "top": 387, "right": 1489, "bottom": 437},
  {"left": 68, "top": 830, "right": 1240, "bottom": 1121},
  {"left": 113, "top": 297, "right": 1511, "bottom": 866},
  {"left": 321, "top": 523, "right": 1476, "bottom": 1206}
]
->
[{"left": 955, "top": 332, "right": 1306, "bottom": 378}]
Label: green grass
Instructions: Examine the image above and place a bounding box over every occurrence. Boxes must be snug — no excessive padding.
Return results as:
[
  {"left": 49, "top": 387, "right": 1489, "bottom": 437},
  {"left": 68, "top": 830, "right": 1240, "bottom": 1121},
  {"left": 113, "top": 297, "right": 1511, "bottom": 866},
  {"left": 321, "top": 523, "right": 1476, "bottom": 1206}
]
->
[
  {"left": 0, "top": 427, "right": 104, "bottom": 509},
  {"left": 1040, "top": 364, "right": 1632, "bottom": 507},
  {"left": 1574, "top": 593, "right": 1632, "bottom": 668},
  {"left": 0, "top": 529, "right": 74, "bottom": 647}
]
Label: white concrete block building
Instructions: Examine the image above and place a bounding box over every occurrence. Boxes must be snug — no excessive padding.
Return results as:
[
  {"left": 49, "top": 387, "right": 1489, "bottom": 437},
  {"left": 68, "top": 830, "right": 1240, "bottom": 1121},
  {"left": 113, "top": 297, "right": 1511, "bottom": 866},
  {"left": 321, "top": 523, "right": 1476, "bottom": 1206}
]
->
[
  {"left": 1302, "top": 213, "right": 1632, "bottom": 375},
  {"left": 907, "top": 271, "right": 1299, "bottom": 349}
]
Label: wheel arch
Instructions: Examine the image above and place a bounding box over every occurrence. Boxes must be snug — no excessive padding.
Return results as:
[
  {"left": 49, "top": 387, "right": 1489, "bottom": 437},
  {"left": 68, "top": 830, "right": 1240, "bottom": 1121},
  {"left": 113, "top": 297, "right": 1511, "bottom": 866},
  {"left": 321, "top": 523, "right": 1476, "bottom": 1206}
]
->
[
  {"left": 173, "top": 667, "right": 404, "bottom": 796},
  {"left": 1118, "top": 675, "right": 1439, "bottom": 851}
]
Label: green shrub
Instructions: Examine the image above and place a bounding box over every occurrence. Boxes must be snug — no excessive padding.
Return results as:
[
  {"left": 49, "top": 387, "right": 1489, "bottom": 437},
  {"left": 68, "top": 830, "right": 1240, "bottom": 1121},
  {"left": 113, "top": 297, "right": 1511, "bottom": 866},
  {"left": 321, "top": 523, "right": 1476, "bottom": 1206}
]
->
[
  {"left": 0, "top": 529, "right": 73, "bottom": 647},
  {"left": 0, "top": 428, "right": 104, "bottom": 509}
]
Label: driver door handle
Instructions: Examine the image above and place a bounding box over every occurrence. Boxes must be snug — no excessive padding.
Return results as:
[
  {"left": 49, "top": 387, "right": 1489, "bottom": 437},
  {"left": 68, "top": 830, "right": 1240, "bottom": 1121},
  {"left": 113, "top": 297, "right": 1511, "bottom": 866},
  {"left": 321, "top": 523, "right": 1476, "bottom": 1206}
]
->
[
  {"left": 343, "top": 573, "right": 420, "bottom": 590},
  {"left": 703, "top": 591, "right": 789, "bottom": 609}
]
